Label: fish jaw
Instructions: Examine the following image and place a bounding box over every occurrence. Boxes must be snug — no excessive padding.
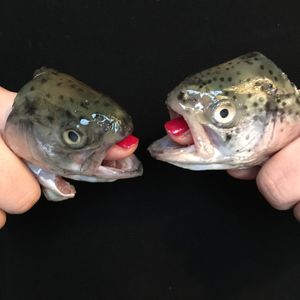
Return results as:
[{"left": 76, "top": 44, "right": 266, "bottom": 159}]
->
[
  {"left": 28, "top": 164, "right": 76, "bottom": 201},
  {"left": 148, "top": 124, "right": 270, "bottom": 170},
  {"left": 28, "top": 151, "right": 142, "bottom": 201},
  {"left": 148, "top": 135, "right": 235, "bottom": 170},
  {"left": 69, "top": 154, "right": 143, "bottom": 182},
  {"left": 28, "top": 150, "right": 142, "bottom": 201}
]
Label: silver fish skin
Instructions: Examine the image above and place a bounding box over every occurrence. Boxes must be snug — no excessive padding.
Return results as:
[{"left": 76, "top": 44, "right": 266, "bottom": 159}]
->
[
  {"left": 4, "top": 68, "right": 142, "bottom": 201},
  {"left": 149, "top": 52, "right": 300, "bottom": 170}
]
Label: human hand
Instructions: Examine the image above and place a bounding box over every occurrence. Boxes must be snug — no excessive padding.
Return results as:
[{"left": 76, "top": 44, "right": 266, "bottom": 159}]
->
[
  {"left": 0, "top": 87, "right": 41, "bottom": 229},
  {"left": 228, "top": 139, "right": 300, "bottom": 221}
]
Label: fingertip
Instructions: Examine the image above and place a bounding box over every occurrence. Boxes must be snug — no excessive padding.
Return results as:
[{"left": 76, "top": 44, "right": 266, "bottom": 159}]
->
[
  {"left": 164, "top": 117, "right": 194, "bottom": 146},
  {"left": 116, "top": 135, "right": 139, "bottom": 149},
  {"left": 227, "top": 167, "right": 260, "bottom": 180},
  {"left": 105, "top": 141, "right": 139, "bottom": 161}
]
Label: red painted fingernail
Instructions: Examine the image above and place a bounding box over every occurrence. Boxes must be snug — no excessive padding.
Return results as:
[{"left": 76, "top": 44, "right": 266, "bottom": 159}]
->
[
  {"left": 164, "top": 116, "right": 189, "bottom": 136},
  {"left": 117, "top": 134, "right": 139, "bottom": 149}
]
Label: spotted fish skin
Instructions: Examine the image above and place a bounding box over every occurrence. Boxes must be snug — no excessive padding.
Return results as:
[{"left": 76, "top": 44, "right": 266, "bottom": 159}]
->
[
  {"left": 149, "top": 52, "right": 300, "bottom": 170},
  {"left": 4, "top": 68, "right": 142, "bottom": 200}
]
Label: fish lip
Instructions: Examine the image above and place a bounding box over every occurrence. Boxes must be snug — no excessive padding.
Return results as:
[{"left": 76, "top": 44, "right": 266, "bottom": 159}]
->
[
  {"left": 148, "top": 135, "right": 195, "bottom": 157},
  {"left": 65, "top": 153, "right": 143, "bottom": 182},
  {"left": 148, "top": 135, "right": 237, "bottom": 170},
  {"left": 78, "top": 153, "right": 143, "bottom": 182}
]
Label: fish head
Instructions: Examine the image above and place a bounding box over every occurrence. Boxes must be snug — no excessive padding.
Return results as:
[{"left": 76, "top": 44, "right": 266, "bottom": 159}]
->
[
  {"left": 149, "top": 52, "right": 299, "bottom": 170},
  {"left": 5, "top": 68, "right": 142, "bottom": 181}
]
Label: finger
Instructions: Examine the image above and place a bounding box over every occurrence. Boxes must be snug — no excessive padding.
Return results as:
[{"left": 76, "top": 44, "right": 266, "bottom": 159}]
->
[
  {"left": 257, "top": 137, "right": 300, "bottom": 210},
  {"left": 167, "top": 129, "right": 194, "bottom": 146},
  {"left": 0, "top": 209, "right": 6, "bottom": 229},
  {"left": 227, "top": 167, "right": 260, "bottom": 180},
  {"left": 164, "top": 117, "right": 194, "bottom": 146},
  {"left": 105, "top": 135, "right": 139, "bottom": 161},
  {"left": 0, "top": 137, "right": 41, "bottom": 213},
  {"left": 0, "top": 87, "right": 16, "bottom": 129}
]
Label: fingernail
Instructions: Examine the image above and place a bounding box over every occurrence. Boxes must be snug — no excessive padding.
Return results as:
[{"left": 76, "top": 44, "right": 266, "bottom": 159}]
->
[
  {"left": 164, "top": 117, "right": 189, "bottom": 136},
  {"left": 117, "top": 134, "right": 139, "bottom": 149}
]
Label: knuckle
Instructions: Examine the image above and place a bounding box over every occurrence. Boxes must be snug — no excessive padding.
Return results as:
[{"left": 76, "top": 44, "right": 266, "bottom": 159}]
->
[{"left": 257, "top": 169, "right": 294, "bottom": 211}]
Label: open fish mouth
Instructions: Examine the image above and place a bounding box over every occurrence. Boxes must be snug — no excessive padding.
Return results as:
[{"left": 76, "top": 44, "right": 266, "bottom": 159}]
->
[
  {"left": 29, "top": 148, "right": 143, "bottom": 201},
  {"left": 99, "top": 154, "right": 143, "bottom": 180},
  {"left": 148, "top": 108, "right": 197, "bottom": 155},
  {"left": 148, "top": 106, "right": 233, "bottom": 170},
  {"left": 29, "top": 153, "right": 143, "bottom": 201},
  {"left": 62, "top": 133, "right": 144, "bottom": 182},
  {"left": 69, "top": 153, "right": 143, "bottom": 182}
]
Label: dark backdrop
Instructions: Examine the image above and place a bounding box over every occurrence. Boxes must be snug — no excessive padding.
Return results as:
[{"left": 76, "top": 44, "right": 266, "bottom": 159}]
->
[{"left": 1, "top": 1, "right": 300, "bottom": 299}]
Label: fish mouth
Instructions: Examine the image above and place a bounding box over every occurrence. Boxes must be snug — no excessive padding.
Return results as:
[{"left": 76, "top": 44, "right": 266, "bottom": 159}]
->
[
  {"left": 148, "top": 105, "right": 232, "bottom": 170},
  {"left": 99, "top": 154, "right": 143, "bottom": 181},
  {"left": 29, "top": 144, "right": 143, "bottom": 201},
  {"left": 72, "top": 152, "right": 143, "bottom": 183},
  {"left": 67, "top": 131, "right": 143, "bottom": 182}
]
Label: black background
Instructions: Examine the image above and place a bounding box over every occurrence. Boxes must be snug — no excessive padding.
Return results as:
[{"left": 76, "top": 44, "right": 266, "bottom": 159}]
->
[{"left": 1, "top": 1, "right": 300, "bottom": 299}]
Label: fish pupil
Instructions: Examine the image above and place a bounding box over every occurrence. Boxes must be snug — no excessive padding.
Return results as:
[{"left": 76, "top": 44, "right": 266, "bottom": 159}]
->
[
  {"left": 220, "top": 109, "right": 229, "bottom": 118},
  {"left": 68, "top": 131, "right": 79, "bottom": 142}
]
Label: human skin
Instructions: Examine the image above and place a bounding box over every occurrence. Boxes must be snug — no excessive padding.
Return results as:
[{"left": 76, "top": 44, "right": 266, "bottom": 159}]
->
[
  {"left": 165, "top": 117, "right": 300, "bottom": 221},
  {"left": 0, "top": 87, "right": 138, "bottom": 229}
]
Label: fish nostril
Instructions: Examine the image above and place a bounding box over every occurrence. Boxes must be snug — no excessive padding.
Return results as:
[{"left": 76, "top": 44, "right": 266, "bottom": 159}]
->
[{"left": 120, "top": 114, "right": 134, "bottom": 135}]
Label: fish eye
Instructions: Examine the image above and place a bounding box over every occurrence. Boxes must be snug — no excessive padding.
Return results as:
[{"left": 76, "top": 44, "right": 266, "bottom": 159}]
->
[
  {"left": 212, "top": 102, "right": 237, "bottom": 126},
  {"left": 219, "top": 108, "right": 229, "bottom": 118},
  {"left": 68, "top": 130, "right": 79, "bottom": 142},
  {"left": 62, "top": 129, "right": 83, "bottom": 147}
]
